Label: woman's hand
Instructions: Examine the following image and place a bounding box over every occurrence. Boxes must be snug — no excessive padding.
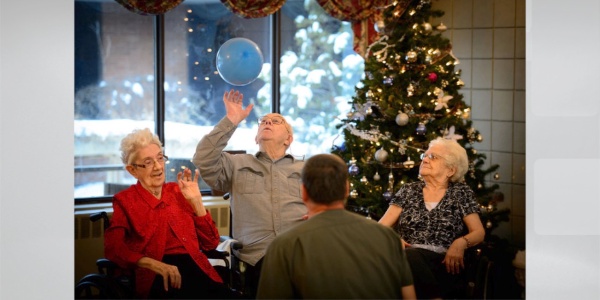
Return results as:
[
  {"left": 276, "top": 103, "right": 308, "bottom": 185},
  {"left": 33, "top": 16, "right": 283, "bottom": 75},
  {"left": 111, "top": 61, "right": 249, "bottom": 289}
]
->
[
  {"left": 137, "top": 257, "right": 181, "bottom": 291},
  {"left": 401, "top": 239, "right": 411, "bottom": 249},
  {"left": 223, "top": 89, "right": 253, "bottom": 125},
  {"left": 177, "top": 168, "right": 206, "bottom": 216},
  {"left": 442, "top": 239, "right": 467, "bottom": 274},
  {"left": 177, "top": 168, "right": 201, "bottom": 200}
]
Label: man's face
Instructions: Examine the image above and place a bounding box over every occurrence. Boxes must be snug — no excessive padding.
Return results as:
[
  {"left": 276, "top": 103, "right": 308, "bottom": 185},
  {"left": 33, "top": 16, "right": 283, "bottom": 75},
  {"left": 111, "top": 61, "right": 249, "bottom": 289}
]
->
[{"left": 255, "top": 113, "right": 292, "bottom": 147}]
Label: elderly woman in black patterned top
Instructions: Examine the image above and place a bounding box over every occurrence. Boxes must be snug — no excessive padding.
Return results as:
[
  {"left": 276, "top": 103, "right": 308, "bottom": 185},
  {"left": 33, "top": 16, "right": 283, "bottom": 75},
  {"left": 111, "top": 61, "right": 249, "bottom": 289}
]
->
[{"left": 379, "top": 137, "right": 485, "bottom": 299}]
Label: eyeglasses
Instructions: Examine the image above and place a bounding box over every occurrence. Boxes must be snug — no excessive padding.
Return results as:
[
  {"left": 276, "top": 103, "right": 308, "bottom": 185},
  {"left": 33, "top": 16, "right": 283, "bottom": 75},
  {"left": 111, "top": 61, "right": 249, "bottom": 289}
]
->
[
  {"left": 258, "top": 116, "right": 286, "bottom": 126},
  {"left": 132, "top": 155, "right": 169, "bottom": 169},
  {"left": 420, "top": 153, "right": 444, "bottom": 161}
]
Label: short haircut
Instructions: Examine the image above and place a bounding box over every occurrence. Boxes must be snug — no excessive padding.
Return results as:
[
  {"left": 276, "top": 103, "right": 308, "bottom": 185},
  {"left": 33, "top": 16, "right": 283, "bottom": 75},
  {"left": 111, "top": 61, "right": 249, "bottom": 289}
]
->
[
  {"left": 428, "top": 137, "right": 468, "bottom": 182},
  {"left": 301, "top": 154, "right": 348, "bottom": 204},
  {"left": 119, "top": 128, "right": 163, "bottom": 165}
]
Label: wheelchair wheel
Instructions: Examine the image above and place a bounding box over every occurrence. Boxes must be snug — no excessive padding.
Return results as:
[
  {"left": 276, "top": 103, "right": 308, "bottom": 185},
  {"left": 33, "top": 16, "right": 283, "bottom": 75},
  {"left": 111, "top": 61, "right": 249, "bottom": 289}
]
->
[{"left": 75, "top": 274, "right": 132, "bottom": 299}]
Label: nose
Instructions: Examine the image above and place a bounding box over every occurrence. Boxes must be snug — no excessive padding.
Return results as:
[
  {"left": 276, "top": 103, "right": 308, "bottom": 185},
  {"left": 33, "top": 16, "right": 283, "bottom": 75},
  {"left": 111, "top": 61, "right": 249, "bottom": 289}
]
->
[{"left": 151, "top": 158, "right": 163, "bottom": 170}]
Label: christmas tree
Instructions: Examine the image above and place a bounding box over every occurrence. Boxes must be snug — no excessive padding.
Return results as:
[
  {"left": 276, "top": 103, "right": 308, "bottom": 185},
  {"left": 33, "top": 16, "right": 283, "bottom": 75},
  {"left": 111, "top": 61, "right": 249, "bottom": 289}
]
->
[{"left": 331, "top": 0, "right": 510, "bottom": 240}]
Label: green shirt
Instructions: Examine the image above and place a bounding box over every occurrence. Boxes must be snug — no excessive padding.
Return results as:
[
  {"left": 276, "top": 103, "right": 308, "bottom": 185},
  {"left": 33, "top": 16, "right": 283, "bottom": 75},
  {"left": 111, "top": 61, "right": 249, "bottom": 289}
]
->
[{"left": 257, "top": 209, "right": 413, "bottom": 299}]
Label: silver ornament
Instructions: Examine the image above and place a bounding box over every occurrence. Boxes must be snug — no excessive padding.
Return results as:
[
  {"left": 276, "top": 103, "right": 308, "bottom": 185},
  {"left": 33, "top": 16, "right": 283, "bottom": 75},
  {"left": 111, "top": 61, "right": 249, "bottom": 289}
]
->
[
  {"left": 395, "top": 112, "right": 409, "bottom": 126},
  {"left": 375, "top": 147, "right": 389, "bottom": 162}
]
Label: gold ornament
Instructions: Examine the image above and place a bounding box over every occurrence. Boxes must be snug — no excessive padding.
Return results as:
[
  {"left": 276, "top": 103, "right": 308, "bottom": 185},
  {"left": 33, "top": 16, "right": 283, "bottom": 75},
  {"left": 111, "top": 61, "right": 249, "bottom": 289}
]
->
[
  {"left": 374, "top": 20, "right": 385, "bottom": 33},
  {"left": 405, "top": 51, "right": 417, "bottom": 63},
  {"left": 403, "top": 158, "right": 415, "bottom": 169},
  {"left": 421, "top": 22, "right": 432, "bottom": 34}
]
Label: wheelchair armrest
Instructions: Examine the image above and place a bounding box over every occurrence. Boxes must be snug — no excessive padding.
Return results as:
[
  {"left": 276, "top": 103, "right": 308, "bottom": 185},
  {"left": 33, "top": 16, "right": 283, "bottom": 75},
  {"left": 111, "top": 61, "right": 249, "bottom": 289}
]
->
[
  {"left": 96, "top": 258, "right": 120, "bottom": 276},
  {"left": 219, "top": 235, "right": 243, "bottom": 251},
  {"left": 204, "top": 249, "right": 230, "bottom": 259}
]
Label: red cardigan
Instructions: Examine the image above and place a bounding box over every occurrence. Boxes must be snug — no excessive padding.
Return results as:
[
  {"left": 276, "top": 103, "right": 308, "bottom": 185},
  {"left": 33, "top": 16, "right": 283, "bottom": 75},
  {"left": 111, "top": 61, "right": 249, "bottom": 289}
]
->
[{"left": 104, "top": 182, "right": 222, "bottom": 298}]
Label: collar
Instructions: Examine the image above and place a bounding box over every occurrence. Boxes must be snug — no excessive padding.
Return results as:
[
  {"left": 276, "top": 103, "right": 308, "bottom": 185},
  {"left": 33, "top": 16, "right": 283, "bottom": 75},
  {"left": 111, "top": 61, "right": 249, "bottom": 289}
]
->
[
  {"left": 134, "top": 181, "right": 169, "bottom": 209},
  {"left": 255, "top": 151, "right": 297, "bottom": 162}
]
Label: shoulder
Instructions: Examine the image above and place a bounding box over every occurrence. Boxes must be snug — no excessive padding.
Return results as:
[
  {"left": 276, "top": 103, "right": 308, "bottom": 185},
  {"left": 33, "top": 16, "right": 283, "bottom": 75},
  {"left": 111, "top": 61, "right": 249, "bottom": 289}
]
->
[
  {"left": 449, "top": 181, "right": 474, "bottom": 194},
  {"left": 393, "top": 181, "right": 423, "bottom": 199},
  {"left": 401, "top": 181, "right": 424, "bottom": 191},
  {"left": 113, "top": 184, "right": 138, "bottom": 202}
]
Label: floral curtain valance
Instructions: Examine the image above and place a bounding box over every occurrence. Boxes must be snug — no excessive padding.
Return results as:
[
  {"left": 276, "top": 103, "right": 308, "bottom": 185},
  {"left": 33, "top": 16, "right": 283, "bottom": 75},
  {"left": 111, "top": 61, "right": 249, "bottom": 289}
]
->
[
  {"left": 115, "top": 0, "right": 184, "bottom": 15},
  {"left": 113, "top": 0, "right": 396, "bottom": 57},
  {"left": 316, "top": 0, "right": 391, "bottom": 57},
  {"left": 219, "top": 0, "right": 287, "bottom": 18},
  {"left": 218, "top": 0, "right": 394, "bottom": 57},
  {"left": 316, "top": 0, "right": 387, "bottom": 21}
]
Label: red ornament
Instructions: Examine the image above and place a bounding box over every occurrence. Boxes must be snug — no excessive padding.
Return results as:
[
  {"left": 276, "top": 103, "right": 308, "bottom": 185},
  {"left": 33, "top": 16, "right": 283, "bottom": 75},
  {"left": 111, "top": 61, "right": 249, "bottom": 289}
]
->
[{"left": 427, "top": 72, "right": 438, "bottom": 82}]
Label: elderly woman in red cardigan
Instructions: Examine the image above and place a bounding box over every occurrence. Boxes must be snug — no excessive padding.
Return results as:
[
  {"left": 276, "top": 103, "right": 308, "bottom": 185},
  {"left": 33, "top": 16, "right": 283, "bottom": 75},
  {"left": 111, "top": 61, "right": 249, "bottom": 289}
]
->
[{"left": 104, "top": 128, "right": 234, "bottom": 299}]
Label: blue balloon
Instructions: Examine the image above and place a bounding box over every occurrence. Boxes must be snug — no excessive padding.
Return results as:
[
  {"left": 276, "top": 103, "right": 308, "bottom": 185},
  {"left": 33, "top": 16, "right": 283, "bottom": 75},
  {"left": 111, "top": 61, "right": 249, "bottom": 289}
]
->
[{"left": 216, "top": 38, "right": 264, "bottom": 86}]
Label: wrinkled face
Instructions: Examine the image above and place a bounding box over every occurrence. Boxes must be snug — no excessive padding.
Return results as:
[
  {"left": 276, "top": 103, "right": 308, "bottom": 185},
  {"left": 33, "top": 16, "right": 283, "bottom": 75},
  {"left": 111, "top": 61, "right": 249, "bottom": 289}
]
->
[
  {"left": 255, "top": 113, "right": 292, "bottom": 147},
  {"left": 419, "top": 143, "right": 454, "bottom": 181},
  {"left": 126, "top": 143, "right": 166, "bottom": 189}
]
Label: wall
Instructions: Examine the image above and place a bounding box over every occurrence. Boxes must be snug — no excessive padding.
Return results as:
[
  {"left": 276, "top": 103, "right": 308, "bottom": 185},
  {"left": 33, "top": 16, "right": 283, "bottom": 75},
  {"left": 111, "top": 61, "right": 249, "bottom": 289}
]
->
[{"left": 431, "top": 0, "right": 526, "bottom": 249}]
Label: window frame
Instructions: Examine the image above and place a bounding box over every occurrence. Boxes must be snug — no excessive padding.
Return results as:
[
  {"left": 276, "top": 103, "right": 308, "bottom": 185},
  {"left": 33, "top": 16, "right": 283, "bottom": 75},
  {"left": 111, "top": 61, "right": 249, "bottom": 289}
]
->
[{"left": 74, "top": 11, "right": 282, "bottom": 203}]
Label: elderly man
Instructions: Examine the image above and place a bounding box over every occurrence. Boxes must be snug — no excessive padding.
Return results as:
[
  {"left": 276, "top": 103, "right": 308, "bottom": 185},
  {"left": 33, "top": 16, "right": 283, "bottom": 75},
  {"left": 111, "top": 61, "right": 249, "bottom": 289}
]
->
[{"left": 193, "top": 89, "right": 306, "bottom": 297}]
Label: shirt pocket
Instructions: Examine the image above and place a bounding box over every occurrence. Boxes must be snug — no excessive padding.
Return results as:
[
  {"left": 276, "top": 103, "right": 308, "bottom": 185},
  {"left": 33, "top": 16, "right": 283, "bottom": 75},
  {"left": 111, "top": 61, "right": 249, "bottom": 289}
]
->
[
  {"left": 287, "top": 172, "right": 301, "bottom": 198},
  {"left": 237, "top": 167, "right": 264, "bottom": 194}
]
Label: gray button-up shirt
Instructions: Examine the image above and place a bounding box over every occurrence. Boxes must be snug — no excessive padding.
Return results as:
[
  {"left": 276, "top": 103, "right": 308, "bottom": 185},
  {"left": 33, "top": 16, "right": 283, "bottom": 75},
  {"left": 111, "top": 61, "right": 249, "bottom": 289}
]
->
[{"left": 193, "top": 117, "right": 306, "bottom": 265}]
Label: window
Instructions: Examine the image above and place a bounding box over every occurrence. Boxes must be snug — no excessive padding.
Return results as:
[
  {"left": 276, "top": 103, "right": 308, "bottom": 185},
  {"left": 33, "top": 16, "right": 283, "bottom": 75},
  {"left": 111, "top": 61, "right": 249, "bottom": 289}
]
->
[{"left": 74, "top": 0, "right": 364, "bottom": 202}]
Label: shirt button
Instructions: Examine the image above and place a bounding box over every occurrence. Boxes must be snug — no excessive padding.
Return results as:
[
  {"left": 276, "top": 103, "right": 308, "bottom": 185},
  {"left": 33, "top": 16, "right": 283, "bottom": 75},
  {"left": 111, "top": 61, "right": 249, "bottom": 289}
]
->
[{"left": 182, "top": 237, "right": 187, "bottom": 241}]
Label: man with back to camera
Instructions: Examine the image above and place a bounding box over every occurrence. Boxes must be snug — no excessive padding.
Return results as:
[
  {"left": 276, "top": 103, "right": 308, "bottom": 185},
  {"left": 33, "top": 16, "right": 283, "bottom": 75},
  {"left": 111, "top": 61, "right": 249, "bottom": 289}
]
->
[
  {"left": 193, "top": 89, "right": 306, "bottom": 297},
  {"left": 256, "top": 153, "right": 416, "bottom": 299}
]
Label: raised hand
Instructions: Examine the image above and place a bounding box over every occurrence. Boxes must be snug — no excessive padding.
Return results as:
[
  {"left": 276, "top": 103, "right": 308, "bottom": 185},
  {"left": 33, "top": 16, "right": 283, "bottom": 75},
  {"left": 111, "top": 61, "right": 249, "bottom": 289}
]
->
[
  {"left": 223, "top": 89, "right": 254, "bottom": 125},
  {"left": 177, "top": 168, "right": 201, "bottom": 202},
  {"left": 177, "top": 168, "right": 207, "bottom": 216}
]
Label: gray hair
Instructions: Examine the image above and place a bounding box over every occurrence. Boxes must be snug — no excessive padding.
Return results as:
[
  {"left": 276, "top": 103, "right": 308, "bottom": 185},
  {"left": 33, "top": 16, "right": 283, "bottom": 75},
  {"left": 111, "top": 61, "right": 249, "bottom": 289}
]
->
[
  {"left": 120, "top": 128, "right": 162, "bottom": 165},
  {"left": 428, "top": 137, "right": 468, "bottom": 182}
]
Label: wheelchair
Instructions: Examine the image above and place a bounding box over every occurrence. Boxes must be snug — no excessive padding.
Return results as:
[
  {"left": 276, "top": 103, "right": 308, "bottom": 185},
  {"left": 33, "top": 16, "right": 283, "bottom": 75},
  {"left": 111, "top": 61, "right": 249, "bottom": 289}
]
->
[
  {"left": 444, "top": 243, "right": 495, "bottom": 300},
  {"left": 75, "top": 211, "right": 242, "bottom": 299}
]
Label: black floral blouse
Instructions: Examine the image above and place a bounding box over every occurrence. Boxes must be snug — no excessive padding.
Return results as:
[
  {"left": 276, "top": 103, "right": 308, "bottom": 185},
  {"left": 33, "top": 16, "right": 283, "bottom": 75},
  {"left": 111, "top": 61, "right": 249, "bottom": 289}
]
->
[{"left": 390, "top": 181, "right": 480, "bottom": 250}]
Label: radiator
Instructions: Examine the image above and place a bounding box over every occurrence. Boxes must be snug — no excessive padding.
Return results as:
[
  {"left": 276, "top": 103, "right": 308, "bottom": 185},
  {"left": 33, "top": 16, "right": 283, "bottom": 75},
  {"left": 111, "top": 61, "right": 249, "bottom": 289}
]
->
[{"left": 74, "top": 198, "right": 231, "bottom": 284}]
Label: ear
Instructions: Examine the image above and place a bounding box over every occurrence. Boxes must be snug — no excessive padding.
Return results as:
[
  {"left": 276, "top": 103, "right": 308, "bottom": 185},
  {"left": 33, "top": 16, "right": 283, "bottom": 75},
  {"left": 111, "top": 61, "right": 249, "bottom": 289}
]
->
[
  {"left": 301, "top": 184, "right": 310, "bottom": 205},
  {"left": 345, "top": 180, "right": 350, "bottom": 199},
  {"left": 284, "top": 133, "right": 293, "bottom": 147},
  {"left": 447, "top": 166, "right": 456, "bottom": 179},
  {"left": 125, "top": 165, "right": 138, "bottom": 179}
]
